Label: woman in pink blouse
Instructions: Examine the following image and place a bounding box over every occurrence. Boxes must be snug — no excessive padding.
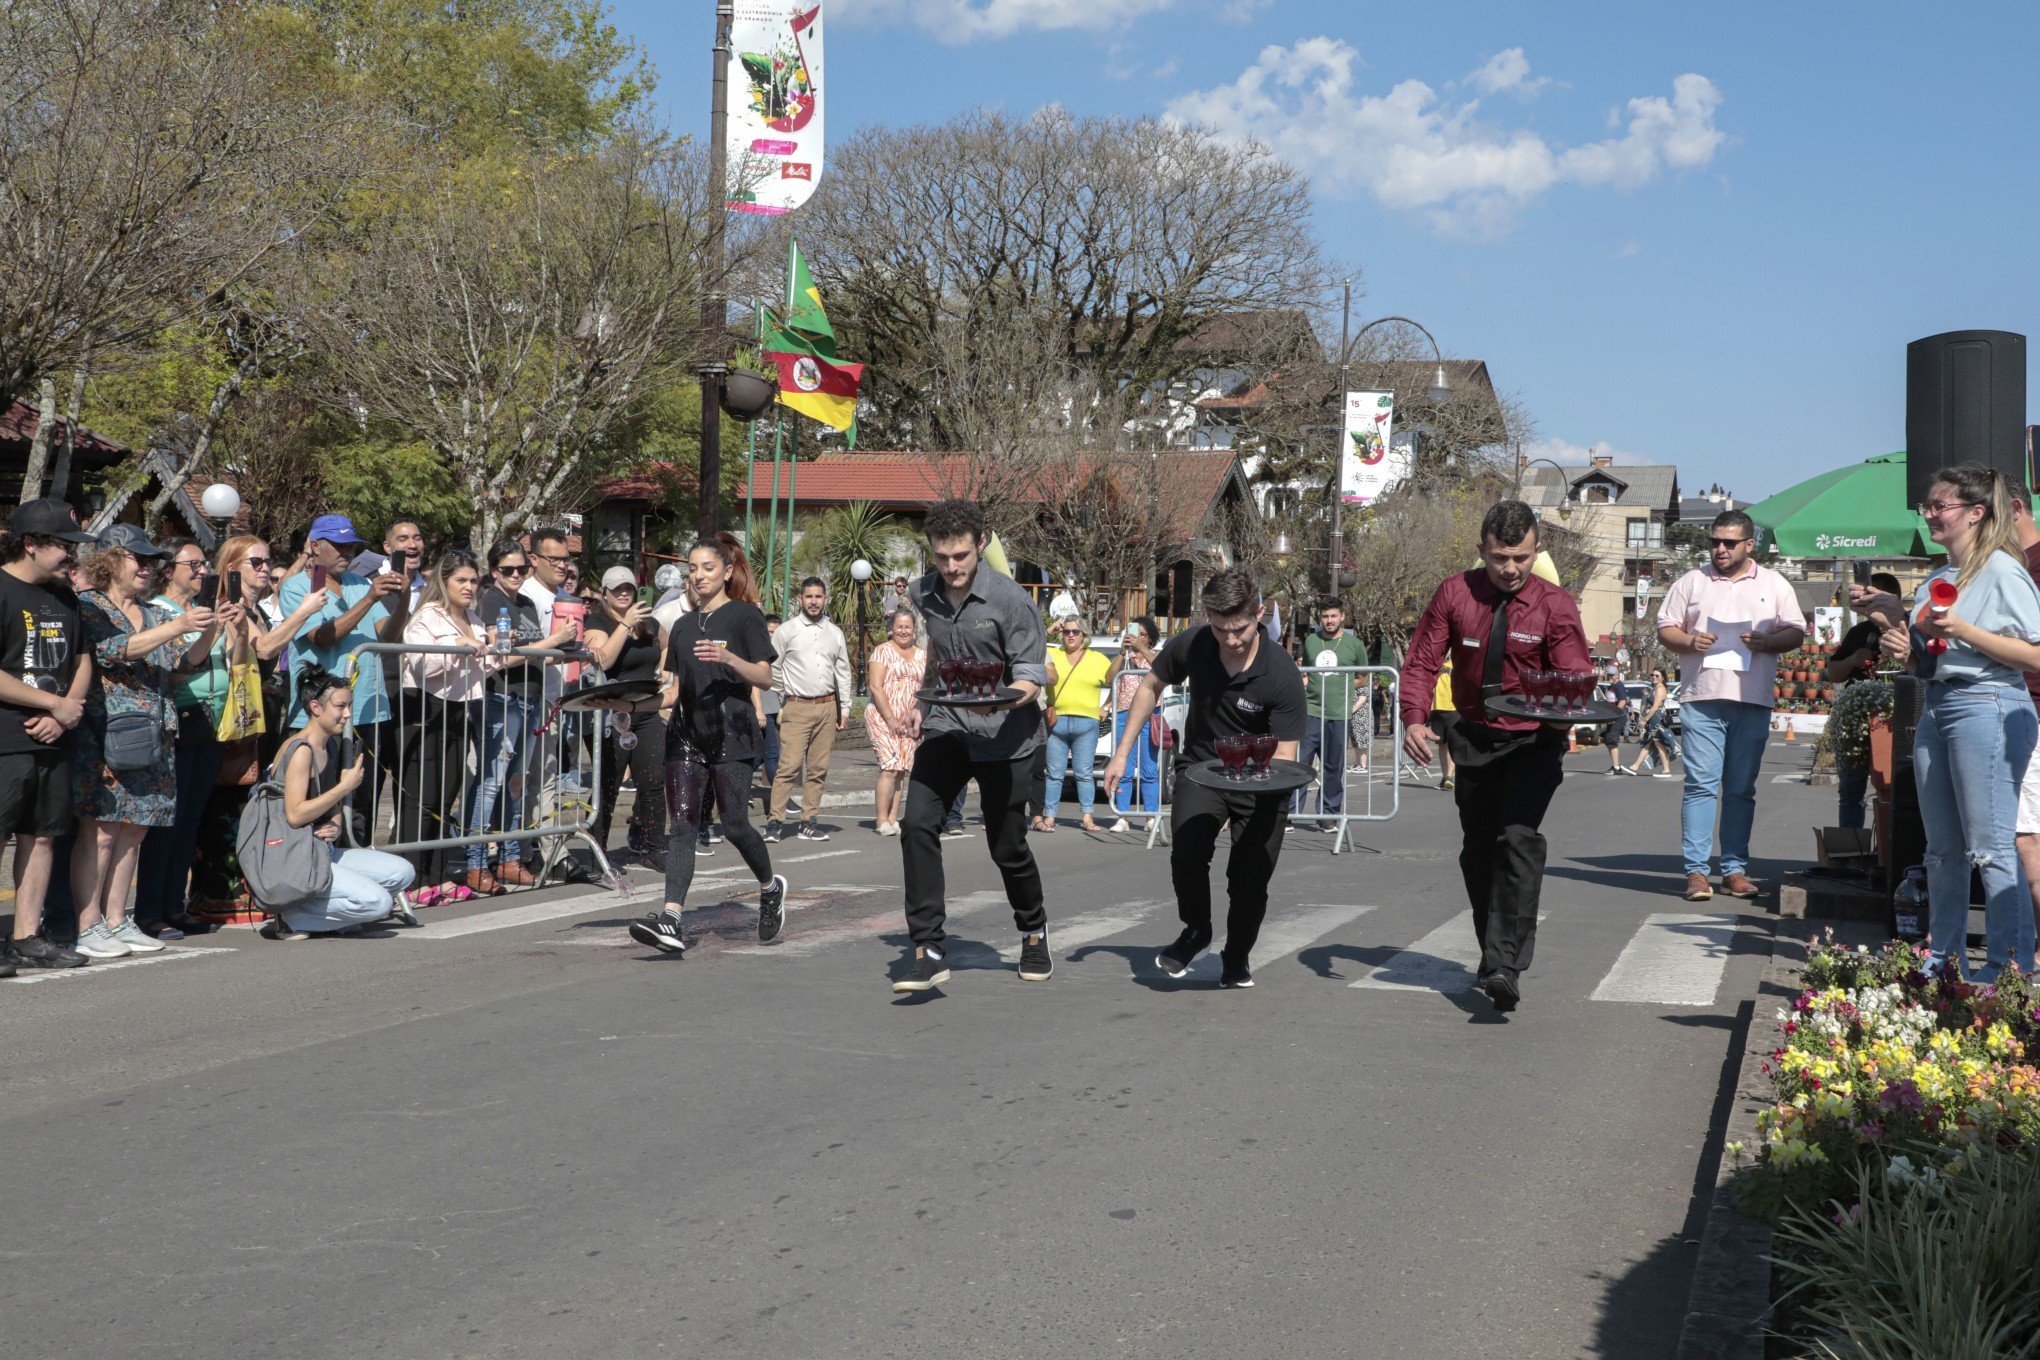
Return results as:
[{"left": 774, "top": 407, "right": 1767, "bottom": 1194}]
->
[{"left": 400, "top": 550, "right": 503, "bottom": 900}]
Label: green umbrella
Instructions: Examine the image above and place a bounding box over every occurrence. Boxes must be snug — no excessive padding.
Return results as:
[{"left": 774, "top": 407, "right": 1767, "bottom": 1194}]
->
[{"left": 1744, "top": 452, "right": 1944, "bottom": 559}]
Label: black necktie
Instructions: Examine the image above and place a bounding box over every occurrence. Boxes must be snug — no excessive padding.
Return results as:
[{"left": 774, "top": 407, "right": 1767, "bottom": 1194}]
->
[{"left": 1482, "top": 591, "right": 1511, "bottom": 701}]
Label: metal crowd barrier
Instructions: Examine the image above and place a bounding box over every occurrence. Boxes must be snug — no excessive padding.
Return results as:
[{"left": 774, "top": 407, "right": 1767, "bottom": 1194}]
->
[
  {"left": 342, "top": 641, "right": 623, "bottom": 891},
  {"left": 1292, "top": 664, "right": 1403, "bottom": 854}
]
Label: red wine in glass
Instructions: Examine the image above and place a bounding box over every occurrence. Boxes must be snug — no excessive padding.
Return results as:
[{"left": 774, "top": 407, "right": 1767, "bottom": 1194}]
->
[
  {"left": 938, "top": 657, "right": 963, "bottom": 695},
  {"left": 1251, "top": 733, "right": 1278, "bottom": 779},
  {"left": 1522, "top": 668, "right": 1546, "bottom": 710},
  {"left": 979, "top": 660, "right": 1002, "bottom": 697},
  {"left": 1217, "top": 735, "right": 1246, "bottom": 779}
]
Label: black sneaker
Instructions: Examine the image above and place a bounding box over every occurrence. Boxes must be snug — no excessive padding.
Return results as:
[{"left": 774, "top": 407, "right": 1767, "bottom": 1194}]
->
[
  {"left": 1483, "top": 971, "right": 1521, "bottom": 1013},
  {"left": 763, "top": 820, "right": 784, "bottom": 843},
  {"left": 628, "top": 910, "right": 688, "bottom": 955},
  {"left": 0, "top": 952, "right": 14, "bottom": 979},
  {"left": 1017, "top": 932, "right": 1053, "bottom": 981},
  {"left": 892, "top": 946, "right": 950, "bottom": 992},
  {"left": 797, "top": 821, "right": 830, "bottom": 842},
  {"left": 626, "top": 824, "right": 650, "bottom": 858},
  {"left": 1219, "top": 958, "right": 1255, "bottom": 989},
  {"left": 941, "top": 821, "right": 969, "bottom": 840},
  {"left": 758, "top": 875, "right": 788, "bottom": 942},
  {"left": 1156, "top": 927, "right": 1213, "bottom": 978},
  {"left": 8, "top": 935, "right": 87, "bottom": 970}
]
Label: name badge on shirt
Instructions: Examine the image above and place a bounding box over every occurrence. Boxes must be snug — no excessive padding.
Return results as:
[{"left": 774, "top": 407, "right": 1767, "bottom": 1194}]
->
[
  {"left": 1461, "top": 637, "right": 1480, "bottom": 648},
  {"left": 1234, "top": 697, "right": 1265, "bottom": 714}
]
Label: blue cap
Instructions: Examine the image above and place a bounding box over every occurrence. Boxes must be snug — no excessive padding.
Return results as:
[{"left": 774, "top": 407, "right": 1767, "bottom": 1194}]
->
[{"left": 308, "top": 513, "right": 363, "bottom": 546}]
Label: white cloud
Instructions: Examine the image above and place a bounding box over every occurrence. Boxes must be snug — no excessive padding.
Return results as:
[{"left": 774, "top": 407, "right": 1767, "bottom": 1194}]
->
[
  {"left": 1165, "top": 39, "right": 1725, "bottom": 238},
  {"left": 1467, "top": 47, "right": 1549, "bottom": 97},
  {"left": 1215, "top": 0, "right": 1272, "bottom": 23},
  {"left": 857, "top": 0, "right": 1176, "bottom": 41},
  {"left": 1531, "top": 438, "right": 1640, "bottom": 466}
]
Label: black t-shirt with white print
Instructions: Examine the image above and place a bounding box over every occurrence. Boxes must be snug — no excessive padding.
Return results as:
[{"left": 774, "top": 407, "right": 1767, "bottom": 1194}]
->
[
  {"left": 0, "top": 570, "right": 80, "bottom": 756},
  {"left": 1150, "top": 623, "right": 1307, "bottom": 765}
]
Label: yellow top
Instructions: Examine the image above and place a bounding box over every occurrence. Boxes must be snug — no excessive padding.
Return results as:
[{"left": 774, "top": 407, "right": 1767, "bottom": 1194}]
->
[
  {"left": 1046, "top": 644, "right": 1113, "bottom": 717},
  {"left": 1434, "top": 657, "right": 1456, "bottom": 713}
]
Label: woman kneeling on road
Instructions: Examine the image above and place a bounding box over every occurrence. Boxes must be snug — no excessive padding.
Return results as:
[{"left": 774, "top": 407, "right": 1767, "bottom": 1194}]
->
[{"left": 262, "top": 665, "right": 418, "bottom": 940}]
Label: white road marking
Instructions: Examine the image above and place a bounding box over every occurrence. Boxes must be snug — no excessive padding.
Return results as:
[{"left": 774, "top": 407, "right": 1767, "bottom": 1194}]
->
[
  {"left": 7, "top": 944, "right": 234, "bottom": 984},
  {"left": 1589, "top": 912, "right": 1742, "bottom": 1005},
  {"left": 775, "top": 848, "right": 862, "bottom": 865},
  {"left": 1349, "top": 912, "right": 1545, "bottom": 993},
  {"left": 406, "top": 890, "right": 643, "bottom": 940},
  {"left": 1166, "top": 903, "right": 1372, "bottom": 981},
  {"left": 728, "top": 887, "right": 1005, "bottom": 958},
  {"left": 943, "top": 902, "right": 1166, "bottom": 971}
]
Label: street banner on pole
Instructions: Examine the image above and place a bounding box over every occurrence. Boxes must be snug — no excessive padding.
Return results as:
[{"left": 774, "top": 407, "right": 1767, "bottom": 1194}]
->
[
  {"left": 1634, "top": 575, "right": 1652, "bottom": 620},
  {"left": 1341, "top": 390, "right": 1402, "bottom": 504},
  {"left": 727, "top": 2, "right": 823, "bottom": 215}
]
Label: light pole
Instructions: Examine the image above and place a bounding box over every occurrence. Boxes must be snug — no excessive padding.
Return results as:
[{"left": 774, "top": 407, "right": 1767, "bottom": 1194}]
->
[
  {"left": 849, "top": 558, "right": 873, "bottom": 694},
  {"left": 1512, "top": 456, "right": 1575, "bottom": 517},
  {"left": 199, "top": 483, "right": 241, "bottom": 553},
  {"left": 1330, "top": 293, "right": 1452, "bottom": 593}
]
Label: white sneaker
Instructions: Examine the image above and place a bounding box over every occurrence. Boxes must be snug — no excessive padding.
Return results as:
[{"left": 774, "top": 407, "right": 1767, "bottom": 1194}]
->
[
  {"left": 108, "top": 919, "right": 165, "bottom": 953},
  {"left": 73, "top": 922, "right": 130, "bottom": 959},
  {"left": 1109, "top": 818, "right": 1130, "bottom": 833}
]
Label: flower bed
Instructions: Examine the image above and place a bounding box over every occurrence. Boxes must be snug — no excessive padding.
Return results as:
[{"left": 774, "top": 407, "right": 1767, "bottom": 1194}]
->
[{"left": 1740, "top": 933, "right": 2040, "bottom": 1354}]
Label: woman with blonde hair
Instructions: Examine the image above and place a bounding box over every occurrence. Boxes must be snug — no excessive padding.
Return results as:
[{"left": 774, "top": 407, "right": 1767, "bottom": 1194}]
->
[
  {"left": 1885, "top": 464, "right": 2040, "bottom": 976},
  {"left": 68, "top": 527, "right": 229, "bottom": 958}
]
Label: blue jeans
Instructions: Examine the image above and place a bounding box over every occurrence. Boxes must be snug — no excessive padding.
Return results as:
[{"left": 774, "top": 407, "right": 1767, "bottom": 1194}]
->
[
  {"left": 1291, "top": 715, "right": 1348, "bottom": 818},
  {"left": 1111, "top": 710, "right": 1160, "bottom": 815},
  {"left": 1679, "top": 698, "right": 1771, "bottom": 877},
  {"left": 1913, "top": 680, "right": 2037, "bottom": 976},
  {"left": 1835, "top": 756, "right": 1869, "bottom": 831},
  {"left": 467, "top": 691, "right": 535, "bottom": 868},
  {"left": 1043, "top": 714, "right": 1100, "bottom": 817},
  {"left": 762, "top": 713, "right": 781, "bottom": 788},
  {"left": 281, "top": 846, "right": 416, "bottom": 933}
]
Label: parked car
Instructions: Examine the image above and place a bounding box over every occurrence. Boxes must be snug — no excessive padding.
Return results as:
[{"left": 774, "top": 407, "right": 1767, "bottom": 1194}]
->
[{"left": 1047, "top": 635, "right": 1188, "bottom": 805}]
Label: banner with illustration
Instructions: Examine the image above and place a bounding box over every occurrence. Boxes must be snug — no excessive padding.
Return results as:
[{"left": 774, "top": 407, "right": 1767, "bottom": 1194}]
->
[
  {"left": 1340, "top": 390, "right": 1402, "bottom": 504},
  {"left": 727, "top": 2, "right": 823, "bottom": 215}
]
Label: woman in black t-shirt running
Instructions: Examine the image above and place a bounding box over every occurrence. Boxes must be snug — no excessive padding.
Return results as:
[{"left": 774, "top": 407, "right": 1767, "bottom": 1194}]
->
[{"left": 626, "top": 539, "right": 787, "bottom": 955}]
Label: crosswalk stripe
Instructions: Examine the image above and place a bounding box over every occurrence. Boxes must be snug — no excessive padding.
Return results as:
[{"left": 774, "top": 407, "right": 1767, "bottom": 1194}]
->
[
  {"left": 1589, "top": 912, "right": 1742, "bottom": 1005},
  {"left": 727, "top": 888, "right": 1007, "bottom": 958},
  {"left": 775, "top": 849, "right": 862, "bottom": 865},
  {"left": 1348, "top": 911, "right": 1546, "bottom": 993},
  {"left": 1164, "top": 903, "right": 1372, "bottom": 981},
  {"left": 406, "top": 889, "right": 642, "bottom": 939},
  {"left": 941, "top": 902, "right": 1167, "bottom": 972},
  {"left": 7, "top": 944, "right": 234, "bottom": 984}
]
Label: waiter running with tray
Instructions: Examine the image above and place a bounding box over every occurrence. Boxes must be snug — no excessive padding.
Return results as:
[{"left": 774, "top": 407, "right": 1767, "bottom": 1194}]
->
[
  {"left": 1400, "top": 500, "right": 1592, "bottom": 1014},
  {"left": 1107, "top": 567, "right": 1306, "bottom": 989}
]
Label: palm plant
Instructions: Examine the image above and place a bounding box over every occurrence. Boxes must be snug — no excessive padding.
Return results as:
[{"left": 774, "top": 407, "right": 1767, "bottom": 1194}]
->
[{"left": 789, "top": 500, "right": 912, "bottom": 636}]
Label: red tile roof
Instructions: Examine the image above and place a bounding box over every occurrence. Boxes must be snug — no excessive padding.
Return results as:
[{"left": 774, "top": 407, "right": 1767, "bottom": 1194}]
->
[{"left": 0, "top": 399, "right": 126, "bottom": 457}]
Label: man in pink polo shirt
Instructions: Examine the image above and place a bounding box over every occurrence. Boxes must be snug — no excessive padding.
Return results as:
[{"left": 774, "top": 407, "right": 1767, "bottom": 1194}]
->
[{"left": 1656, "top": 510, "right": 1805, "bottom": 902}]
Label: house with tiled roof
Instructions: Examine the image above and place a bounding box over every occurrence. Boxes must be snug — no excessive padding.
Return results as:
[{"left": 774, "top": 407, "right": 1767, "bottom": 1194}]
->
[{"left": 1519, "top": 454, "right": 1683, "bottom": 644}]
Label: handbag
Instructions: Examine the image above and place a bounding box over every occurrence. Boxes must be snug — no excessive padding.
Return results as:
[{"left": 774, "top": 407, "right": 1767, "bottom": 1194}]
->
[
  {"left": 236, "top": 735, "right": 335, "bottom": 909},
  {"left": 217, "top": 737, "right": 261, "bottom": 787},
  {"left": 216, "top": 657, "right": 266, "bottom": 743},
  {"left": 104, "top": 686, "right": 165, "bottom": 772}
]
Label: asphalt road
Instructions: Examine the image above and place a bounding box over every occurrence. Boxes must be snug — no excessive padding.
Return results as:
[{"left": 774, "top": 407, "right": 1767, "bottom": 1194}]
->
[{"left": 0, "top": 740, "right": 1828, "bottom": 1359}]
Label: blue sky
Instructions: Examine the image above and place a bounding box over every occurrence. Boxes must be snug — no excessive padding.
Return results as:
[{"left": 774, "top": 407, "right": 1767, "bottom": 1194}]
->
[{"left": 608, "top": 0, "right": 2040, "bottom": 502}]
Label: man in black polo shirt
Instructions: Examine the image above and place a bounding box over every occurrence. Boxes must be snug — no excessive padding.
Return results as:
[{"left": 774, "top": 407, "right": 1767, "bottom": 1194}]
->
[{"left": 1106, "top": 567, "right": 1306, "bottom": 988}]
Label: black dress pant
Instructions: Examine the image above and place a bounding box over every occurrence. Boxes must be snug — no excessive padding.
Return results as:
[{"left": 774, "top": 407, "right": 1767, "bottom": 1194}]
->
[
  {"left": 398, "top": 694, "right": 479, "bottom": 880},
  {"left": 901, "top": 733, "right": 1045, "bottom": 950},
  {"left": 1452, "top": 739, "right": 1564, "bottom": 981},
  {"left": 353, "top": 686, "right": 415, "bottom": 846},
  {"left": 1169, "top": 776, "right": 1289, "bottom": 963},
  {"left": 594, "top": 712, "right": 668, "bottom": 849}
]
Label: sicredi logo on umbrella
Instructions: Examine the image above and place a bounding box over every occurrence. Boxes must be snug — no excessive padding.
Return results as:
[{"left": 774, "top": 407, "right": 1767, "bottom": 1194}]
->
[{"left": 1813, "top": 534, "right": 1878, "bottom": 551}]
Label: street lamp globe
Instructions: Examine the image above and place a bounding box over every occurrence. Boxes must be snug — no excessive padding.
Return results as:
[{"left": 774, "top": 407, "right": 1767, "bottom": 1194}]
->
[
  {"left": 1428, "top": 364, "right": 1451, "bottom": 406},
  {"left": 200, "top": 483, "right": 241, "bottom": 522},
  {"left": 849, "top": 559, "right": 873, "bottom": 582}
]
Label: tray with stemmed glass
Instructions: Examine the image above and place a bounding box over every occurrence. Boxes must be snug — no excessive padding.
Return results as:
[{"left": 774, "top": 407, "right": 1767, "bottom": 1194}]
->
[
  {"left": 1486, "top": 668, "right": 1623, "bottom": 725},
  {"left": 1181, "top": 733, "right": 1316, "bottom": 794},
  {"left": 918, "top": 657, "right": 1024, "bottom": 708}
]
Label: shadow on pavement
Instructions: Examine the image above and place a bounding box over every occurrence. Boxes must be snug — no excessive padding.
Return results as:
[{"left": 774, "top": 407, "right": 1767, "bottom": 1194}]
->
[
  {"left": 1543, "top": 852, "right": 1695, "bottom": 897},
  {"left": 1591, "top": 996, "right": 1757, "bottom": 1357}
]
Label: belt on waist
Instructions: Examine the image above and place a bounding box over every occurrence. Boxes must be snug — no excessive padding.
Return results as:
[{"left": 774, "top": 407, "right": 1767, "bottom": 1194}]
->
[{"left": 788, "top": 693, "right": 835, "bottom": 702}]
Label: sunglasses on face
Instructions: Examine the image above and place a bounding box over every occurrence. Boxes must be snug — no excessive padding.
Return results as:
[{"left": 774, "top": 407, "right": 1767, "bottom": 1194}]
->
[
  {"left": 1708, "top": 537, "right": 1750, "bottom": 549},
  {"left": 243, "top": 558, "right": 270, "bottom": 570},
  {"left": 498, "top": 564, "right": 531, "bottom": 576}
]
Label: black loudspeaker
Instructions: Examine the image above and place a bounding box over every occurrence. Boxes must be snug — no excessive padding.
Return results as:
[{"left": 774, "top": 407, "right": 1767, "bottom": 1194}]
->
[{"left": 1905, "top": 330, "right": 2027, "bottom": 506}]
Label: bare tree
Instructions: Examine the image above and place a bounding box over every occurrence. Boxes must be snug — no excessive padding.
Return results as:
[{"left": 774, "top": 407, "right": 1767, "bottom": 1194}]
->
[
  {"left": 0, "top": 0, "right": 367, "bottom": 423},
  {"left": 786, "top": 108, "right": 1334, "bottom": 452},
  {"left": 291, "top": 135, "right": 736, "bottom": 544}
]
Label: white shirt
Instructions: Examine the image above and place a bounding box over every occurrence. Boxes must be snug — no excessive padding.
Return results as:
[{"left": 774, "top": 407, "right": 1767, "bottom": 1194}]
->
[
  {"left": 772, "top": 611, "right": 854, "bottom": 720},
  {"left": 520, "top": 577, "right": 561, "bottom": 703}
]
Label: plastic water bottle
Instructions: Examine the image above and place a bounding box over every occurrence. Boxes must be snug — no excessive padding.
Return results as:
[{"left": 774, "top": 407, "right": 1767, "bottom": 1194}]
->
[
  {"left": 495, "top": 607, "right": 513, "bottom": 655},
  {"left": 1891, "top": 866, "right": 1928, "bottom": 944}
]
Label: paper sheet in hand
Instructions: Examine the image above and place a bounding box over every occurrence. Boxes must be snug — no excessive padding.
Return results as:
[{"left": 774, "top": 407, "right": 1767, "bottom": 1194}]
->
[{"left": 1700, "top": 615, "right": 1753, "bottom": 672}]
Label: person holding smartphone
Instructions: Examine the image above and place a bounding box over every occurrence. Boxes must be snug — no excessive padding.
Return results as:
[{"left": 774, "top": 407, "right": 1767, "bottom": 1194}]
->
[{"left": 1824, "top": 570, "right": 1902, "bottom": 829}]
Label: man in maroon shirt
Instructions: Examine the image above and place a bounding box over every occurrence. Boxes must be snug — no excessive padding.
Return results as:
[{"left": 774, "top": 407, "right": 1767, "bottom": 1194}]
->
[{"left": 1400, "top": 500, "right": 1591, "bottom": 1014}]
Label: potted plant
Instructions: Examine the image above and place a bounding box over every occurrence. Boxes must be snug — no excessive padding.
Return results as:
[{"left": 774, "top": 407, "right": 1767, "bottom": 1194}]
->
[{"left": 1828, "top": 679, "right": 1895, "bottom": 787}]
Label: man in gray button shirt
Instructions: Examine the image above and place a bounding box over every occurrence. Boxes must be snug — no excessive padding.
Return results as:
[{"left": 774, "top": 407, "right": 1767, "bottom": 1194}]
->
[{"left": 892, "top": 499, "right": 1053, "bottom": 993}]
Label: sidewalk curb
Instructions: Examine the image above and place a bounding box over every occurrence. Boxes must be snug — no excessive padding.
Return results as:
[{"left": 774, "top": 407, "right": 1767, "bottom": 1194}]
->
[{"left": 1674, "top": 922, "right": 1809, "bottom": 1360}]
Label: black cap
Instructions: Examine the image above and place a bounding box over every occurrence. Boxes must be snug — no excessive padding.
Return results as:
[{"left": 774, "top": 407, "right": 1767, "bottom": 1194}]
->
[
  {"left": 96, "top": 523, "right": 168, "bottom": 558},
  {"left": 8, "top": 498, "right": 97, "bottom": 544}
]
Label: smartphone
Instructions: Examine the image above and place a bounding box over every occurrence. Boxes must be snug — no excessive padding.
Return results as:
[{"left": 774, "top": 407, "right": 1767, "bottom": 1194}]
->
[
  {"left": 1851, "top": 560, "right": 1872, "bottom": 588},
  {"left": 310, "top": 564, "right": 328, "bottom": 593},
  {"left": 637, "top": 586, "right": 655, "bottom": 608},
  {"left": 224, "top": 569, "right": 242, "bottom": 606},
  {"left": 194, "top": 575, "right": 220, "bottom": 610},
  {"left": 388, "top": 549, "right": 408, "bottom": 580}
]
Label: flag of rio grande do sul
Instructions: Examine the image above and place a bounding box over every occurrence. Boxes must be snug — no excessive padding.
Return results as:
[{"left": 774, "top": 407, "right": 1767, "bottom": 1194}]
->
[{"left": 761, "top": 342, "right": 862, "bottom": 432}]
